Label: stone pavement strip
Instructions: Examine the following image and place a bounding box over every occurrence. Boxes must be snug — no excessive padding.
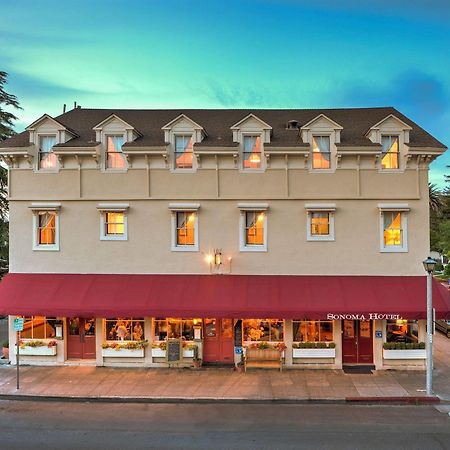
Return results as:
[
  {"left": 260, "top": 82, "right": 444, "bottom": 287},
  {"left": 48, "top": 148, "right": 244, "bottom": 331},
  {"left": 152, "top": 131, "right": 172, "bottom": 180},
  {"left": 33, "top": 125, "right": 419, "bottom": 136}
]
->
[{"left": 0, "top": 333, "right": 448, "bottom": 403}]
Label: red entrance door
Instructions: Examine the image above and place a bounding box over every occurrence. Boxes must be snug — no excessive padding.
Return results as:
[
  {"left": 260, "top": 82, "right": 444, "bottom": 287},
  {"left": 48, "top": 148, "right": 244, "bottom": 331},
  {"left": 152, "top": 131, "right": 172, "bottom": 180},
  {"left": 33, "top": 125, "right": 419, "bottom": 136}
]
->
[
  {"left": 67, "top": 318, "right": 96, "bottom": 359},
  {"left": 342, "top": 320, "right": 373, "bottom": 364},
  {"left": 203, "top": 318, "right": 234, "bottom": 364}
]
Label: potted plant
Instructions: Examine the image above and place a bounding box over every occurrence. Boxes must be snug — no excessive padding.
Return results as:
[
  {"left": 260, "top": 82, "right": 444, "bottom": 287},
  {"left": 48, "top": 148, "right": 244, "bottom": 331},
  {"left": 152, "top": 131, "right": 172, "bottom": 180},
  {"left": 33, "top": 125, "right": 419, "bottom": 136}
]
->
[
  {"left": 382, "top": 341, "right": 426, "bottom": 360},
  {"left": 2, "top": 341, "right": 9, "bottom": 360},
  {"left": 192, "top": 345, "right": 202, "bottom": 369}
]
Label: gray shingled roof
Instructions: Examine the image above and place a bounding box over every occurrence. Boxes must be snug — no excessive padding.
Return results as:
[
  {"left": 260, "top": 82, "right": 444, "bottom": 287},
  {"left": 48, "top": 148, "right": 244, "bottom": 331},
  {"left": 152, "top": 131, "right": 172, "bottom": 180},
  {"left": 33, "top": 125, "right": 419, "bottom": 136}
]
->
[{"left": 1, "top": 107, "right": 446, "bottom": 149}]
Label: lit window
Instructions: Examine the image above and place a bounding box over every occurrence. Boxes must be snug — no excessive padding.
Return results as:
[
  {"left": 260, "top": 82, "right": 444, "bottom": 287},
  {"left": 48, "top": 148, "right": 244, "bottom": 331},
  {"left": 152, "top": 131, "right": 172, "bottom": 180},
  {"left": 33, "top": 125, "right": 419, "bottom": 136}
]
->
[
  {"left": 33, "top": 210, "right": 59, "bottom": 251},
  {"left": 386, "top": 320, "right": 418, "bottom": 343},
  {"left": 105, "top": 318, "right": 145, "bottom": 342},
  {"left": 174, "top": 135, "right": 193, "bottom": 169},
  {"left": 380, "top": 210, "right": 408, "bottom": 252},
  {"left": 311, "top": 136, "right": 331, "bottom": 169},
  {"left": 306, "top": 210, "right": 335, "bottom": 241},
  {"left": 245, "top": 211, "right": 265, "bottom": 245},
  {"left": 243, "top": 319, "right": 284, "bottom": 342},
  {"left": 21, "top": 317, "right": 57, "bottom": 339},
  {"left": 170, "top": 210, "right": 198, "bottom": 251},
  {"left": 100, "top": 210, "right": 127, "bottom": 241},
  {"left": 243, "top": 135, "right": 262, "bottom": 169},
  {"left": 38, "top": 136, "right": 57, "bottom": 170},
  {"left": 154, "top": 318, "right": 195, "bottom": 341},
  {"left": 293, "top": 321, "right": 334, "bottom": 342},
  {"left": 381, "top": 135, "right": 399, "bottom": 169},
  {"left": 106, "top": 135, "right": 126, "bottom": 169}
]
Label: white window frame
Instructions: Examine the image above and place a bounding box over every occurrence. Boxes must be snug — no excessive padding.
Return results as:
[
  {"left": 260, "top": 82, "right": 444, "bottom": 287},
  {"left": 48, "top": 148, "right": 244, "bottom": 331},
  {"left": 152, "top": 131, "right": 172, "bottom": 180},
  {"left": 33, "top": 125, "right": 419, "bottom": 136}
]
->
[
  {"left": 306, "top": 211, "right": 335, "bottom": 241},
  {"left": 238, "top": 203, "right": 268, "bottom": 252},
  {"left": 98, "top": 204, "right": 129, "bottom": 241},
  {"left": 380, "top": 134, "right": 401, "bottom": 171},
  {"left": 36, "top": 134, "right": 59, "bottom": 172},
  {"left": 378, "top": 204, "right": 409, "bottom": 253},
  {"left": 30, "top": 203, "right": 61, "bottom": 251},
  {"left": 104, "top": 133, "right": 128, "bottom": 172},
  {"left": 172, "top": 134, "right": 196, "bottom": 173},
  {"left": 310, "top": 134, "right": 333, "bottom": 171},
  {"left": 169, "top": 203, "right": 200, "bottom": 252},
  {"left": 241, "top": 133, "right": 265, "bottom": 172}
]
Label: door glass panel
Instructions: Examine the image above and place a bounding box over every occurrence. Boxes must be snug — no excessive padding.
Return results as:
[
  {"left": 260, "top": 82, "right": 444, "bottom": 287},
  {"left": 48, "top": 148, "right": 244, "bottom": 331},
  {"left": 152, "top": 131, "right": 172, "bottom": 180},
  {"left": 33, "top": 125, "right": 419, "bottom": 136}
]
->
[
  {"left": 84, "top": 319, "right": 95, "bottom": 336},
  {"left": 359, "top": 320, "right": 371, "bottom": 338},
  {"left": 205, "top": 319, "right": 216, "bottom": 337},
  {"left": 343, "top": 320, "right": 355, "bottom": 338},
  {"left": 68, "top": 318, "right": 80, "bottom": 336},
  {"left": 221, "top": 319, "right": 233, "bottom": 339}
]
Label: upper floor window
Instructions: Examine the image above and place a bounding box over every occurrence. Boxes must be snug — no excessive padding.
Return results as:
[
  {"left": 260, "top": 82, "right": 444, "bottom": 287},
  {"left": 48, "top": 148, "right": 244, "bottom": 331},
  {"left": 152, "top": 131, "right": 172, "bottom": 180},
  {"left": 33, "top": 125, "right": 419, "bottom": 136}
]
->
[
  {"left": 100, "top": 211, "right": 127, "bottom": 241},
  {"left": 170, "top": 210, "right": 198, "bottom": 251},
  {"left": 381, "top": 135, "right": 399, "bottom": 169},
  {"left": 380, "top": 210, "right": 407, "bottom": 252},
  {"left": 32, "top": 210, "right": 59, "bottom": 251},
  {"left": 174, "top": 135, "right": 193, "bottom": 169},
  {"left": 38, "top": 136, "right": 57, "bottom": 170},
  {"left": 243, "top": 135, "right": 262, "bottom": 170},
  {"left": 106, "top": 135, "right": 126, "bottom": 170},
  {"left": 307, "top": 211, "right": 335, "bottom": 241},
  {"left": 311, "top": 136, "right": 331, "bottom": 169},
  {"left": 239, "top": 210, "right": 267, "bottom": 252}
]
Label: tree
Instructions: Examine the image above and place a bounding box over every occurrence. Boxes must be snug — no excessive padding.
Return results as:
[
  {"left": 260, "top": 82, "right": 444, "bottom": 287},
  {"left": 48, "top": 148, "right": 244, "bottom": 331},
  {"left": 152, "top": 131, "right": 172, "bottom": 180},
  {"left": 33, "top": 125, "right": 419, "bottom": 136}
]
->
[
  {"left": 0, "top": 72, "right": 22, "bottom": 272},
  {"left": 429, "top": 183, "right": 443, "bottom": 214}
]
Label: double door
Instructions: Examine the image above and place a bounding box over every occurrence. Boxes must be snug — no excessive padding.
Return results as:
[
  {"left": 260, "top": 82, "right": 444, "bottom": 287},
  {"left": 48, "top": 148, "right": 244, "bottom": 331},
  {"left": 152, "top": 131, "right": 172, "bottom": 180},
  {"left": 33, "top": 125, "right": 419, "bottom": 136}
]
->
[
  {"left": 342, "top": 320, "right": 373, "bottom": 364},
  {"left": 203, "top": 318, "right": 234, "bottom": 364},
  {"left": 67, "top": 318, "right": 96, "bottom": 359}
]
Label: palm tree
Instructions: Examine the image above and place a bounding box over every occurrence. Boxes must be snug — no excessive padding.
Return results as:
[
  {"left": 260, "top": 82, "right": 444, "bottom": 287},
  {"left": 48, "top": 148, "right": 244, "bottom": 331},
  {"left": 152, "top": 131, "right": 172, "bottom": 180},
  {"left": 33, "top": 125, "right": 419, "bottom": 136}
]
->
[{"left": 429, "top": 183, "right": 443, "bottom": 214}]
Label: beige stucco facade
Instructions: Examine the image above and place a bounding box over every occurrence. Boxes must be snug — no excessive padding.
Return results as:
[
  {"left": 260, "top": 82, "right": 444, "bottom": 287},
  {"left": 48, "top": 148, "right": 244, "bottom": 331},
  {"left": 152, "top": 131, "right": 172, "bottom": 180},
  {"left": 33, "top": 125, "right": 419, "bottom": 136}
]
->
[{"left": 1, "top": 108, "right": 446, "bottom": 370}]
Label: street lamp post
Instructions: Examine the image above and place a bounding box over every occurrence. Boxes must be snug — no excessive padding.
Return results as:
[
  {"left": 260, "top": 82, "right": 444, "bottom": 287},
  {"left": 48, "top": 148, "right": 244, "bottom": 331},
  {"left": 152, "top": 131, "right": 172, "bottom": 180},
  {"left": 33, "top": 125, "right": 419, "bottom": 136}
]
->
[{"left": 422, "top": 257, "right": 436, "bottom": 396}]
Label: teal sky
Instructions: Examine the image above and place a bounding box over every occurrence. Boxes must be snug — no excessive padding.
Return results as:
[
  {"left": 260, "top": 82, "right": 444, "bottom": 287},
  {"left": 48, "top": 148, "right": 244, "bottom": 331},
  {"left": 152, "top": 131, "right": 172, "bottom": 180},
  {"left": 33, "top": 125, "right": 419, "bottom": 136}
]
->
[{"left": 1, "top": 0, "right": 449, "bottom": 185}]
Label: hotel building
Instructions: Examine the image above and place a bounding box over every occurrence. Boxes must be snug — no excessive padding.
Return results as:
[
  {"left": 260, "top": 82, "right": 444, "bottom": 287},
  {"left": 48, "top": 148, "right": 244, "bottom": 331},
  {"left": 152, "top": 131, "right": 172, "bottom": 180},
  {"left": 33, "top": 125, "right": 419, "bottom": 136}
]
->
[{"left": 0, "top": 107, "right": 448, "bottom": 369}]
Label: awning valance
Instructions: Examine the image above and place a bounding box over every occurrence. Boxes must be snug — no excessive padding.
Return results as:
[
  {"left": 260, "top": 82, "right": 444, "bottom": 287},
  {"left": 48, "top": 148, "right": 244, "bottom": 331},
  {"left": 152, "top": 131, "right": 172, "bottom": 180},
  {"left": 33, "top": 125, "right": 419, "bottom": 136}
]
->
[{"left": 0, "top": 274, "right": 448, "bottom": 320}]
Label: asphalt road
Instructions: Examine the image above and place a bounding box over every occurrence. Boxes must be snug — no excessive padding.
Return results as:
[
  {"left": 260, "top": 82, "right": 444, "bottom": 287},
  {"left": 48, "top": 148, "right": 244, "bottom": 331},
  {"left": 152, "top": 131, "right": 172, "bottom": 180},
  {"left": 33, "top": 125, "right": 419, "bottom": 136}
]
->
[{"left": 0, "top": 401, "right": 449, "bottom": 450}]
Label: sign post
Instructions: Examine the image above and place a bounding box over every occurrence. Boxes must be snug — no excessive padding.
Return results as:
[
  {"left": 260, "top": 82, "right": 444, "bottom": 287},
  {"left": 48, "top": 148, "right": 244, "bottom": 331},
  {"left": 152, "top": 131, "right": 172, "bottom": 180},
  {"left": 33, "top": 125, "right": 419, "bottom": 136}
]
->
[{"left": 13, "top": 318, "right": 24, "bottom": 390}]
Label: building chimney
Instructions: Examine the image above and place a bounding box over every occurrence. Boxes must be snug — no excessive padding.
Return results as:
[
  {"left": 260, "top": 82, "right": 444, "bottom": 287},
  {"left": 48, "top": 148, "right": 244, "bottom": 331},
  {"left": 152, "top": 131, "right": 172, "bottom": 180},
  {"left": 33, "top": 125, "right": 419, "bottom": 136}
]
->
[
  {"left": 63, "top": 104, "right": 66, "bottom": 113},
  {"left": 74, "top": 101, "right": 77, "bottom": 109}
]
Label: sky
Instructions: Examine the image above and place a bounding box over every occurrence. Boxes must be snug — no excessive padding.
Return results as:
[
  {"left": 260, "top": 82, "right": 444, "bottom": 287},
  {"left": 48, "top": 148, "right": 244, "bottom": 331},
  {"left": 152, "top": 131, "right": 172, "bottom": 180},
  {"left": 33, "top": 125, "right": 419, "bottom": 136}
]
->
[{"left": 1, "top": 0, "right": 449, "bottom": 185}]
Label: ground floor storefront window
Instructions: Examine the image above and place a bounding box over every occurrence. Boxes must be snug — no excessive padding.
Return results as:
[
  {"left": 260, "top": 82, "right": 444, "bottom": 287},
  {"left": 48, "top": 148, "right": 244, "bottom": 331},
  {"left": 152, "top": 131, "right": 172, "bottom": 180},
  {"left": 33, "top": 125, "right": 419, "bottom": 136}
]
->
[
  {"left": 105, "top": 318, "right": 145, "bottom": 341},
  {"left": 243, "top": 319, "right": 284, "bottom": 342},
  {"left": 292, "top": 320, "right": 334, "bottom": 342},
  {"left": 153, "top": 318, "right": 196, "bottom": 341},
  {"left": 386, "top": 320, "right": 418, "bottom": 343},
  {"left": 21, "top": 316, "right": 57, "bottom": 339}
]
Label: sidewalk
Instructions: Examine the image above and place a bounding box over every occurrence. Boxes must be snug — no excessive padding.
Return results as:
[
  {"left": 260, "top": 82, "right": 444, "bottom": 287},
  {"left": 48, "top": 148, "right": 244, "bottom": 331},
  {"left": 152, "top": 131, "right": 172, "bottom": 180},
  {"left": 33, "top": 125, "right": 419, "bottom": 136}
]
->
[{"left": 0, "top": 333, "right": 449, "bottom": 404}]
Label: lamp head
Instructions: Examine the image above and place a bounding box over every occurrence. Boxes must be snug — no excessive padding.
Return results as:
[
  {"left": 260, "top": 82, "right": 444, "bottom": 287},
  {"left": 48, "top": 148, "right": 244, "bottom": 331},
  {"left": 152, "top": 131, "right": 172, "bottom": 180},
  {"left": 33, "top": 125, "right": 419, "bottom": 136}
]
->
[{"left": 422, "top": 257, "right": 436, "bottom": 274}]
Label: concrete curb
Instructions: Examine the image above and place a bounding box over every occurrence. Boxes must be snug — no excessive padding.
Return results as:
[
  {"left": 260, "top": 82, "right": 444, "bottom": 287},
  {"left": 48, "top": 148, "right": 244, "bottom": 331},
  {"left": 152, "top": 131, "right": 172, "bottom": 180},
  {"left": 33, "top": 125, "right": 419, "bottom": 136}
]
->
[{"left": 0, "top": 394, "right": 442, "bottom": 405}]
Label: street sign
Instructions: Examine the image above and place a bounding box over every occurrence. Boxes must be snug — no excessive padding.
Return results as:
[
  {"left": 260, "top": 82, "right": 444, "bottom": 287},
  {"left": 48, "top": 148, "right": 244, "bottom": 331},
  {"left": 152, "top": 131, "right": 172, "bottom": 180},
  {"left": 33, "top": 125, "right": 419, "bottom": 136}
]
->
[
  {"left": 375, "top": 330, "right": 383, "bottom": 339},
  {"left": 234, "top": 346, "right": 243, "bottom": 354},
  {"left": 13, "top": 318, "right": 24, "bottom": 332}
]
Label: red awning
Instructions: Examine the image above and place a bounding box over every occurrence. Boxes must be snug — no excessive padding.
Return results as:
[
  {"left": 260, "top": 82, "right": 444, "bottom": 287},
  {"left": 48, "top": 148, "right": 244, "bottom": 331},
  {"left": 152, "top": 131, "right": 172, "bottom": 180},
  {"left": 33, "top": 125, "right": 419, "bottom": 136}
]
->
[{"left": 0, "top": 273, "right": 449, "bottom": 320}]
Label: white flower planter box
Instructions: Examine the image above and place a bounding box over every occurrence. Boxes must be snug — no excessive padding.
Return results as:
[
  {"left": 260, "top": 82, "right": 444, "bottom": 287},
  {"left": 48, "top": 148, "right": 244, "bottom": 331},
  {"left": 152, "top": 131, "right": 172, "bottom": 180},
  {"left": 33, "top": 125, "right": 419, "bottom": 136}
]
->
[
  {"left": 383, "top": 349, "right": 426, "bottom": 360},
  {"left": 293, "top": 348, "right": 336, "bottom": 359},
  {"left": 152, "top": 348, "right": 166, "bottom": 358},
  {"left": 15, "top": 346, "right": 57, "bottom": 356},
  {"left": 101, "top": 348, "right": 144, "bottom": 358},
  {"left": 183, "top": 349, "right": 194, "bottom": 358}
]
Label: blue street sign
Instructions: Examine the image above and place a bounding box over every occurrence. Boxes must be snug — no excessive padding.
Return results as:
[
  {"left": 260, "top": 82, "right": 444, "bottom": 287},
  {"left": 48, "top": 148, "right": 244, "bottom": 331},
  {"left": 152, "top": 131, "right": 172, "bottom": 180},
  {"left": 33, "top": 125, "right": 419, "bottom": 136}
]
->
[
  {"left": 13, "top": 318, "right": 24, "bottom": 332},
  {"left": 375, "top": 330, "right": 382, "bottom": 339},
  {"left": 234, "top": 346, "right": 243, "bottom": 354}
]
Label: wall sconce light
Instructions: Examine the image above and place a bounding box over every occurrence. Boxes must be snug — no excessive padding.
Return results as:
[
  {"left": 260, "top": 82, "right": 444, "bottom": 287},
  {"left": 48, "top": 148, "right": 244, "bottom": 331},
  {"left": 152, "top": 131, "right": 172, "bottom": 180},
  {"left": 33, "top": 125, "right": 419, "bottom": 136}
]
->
[{"left": 214, "top": 249, "right": 222, "bottom": 268}]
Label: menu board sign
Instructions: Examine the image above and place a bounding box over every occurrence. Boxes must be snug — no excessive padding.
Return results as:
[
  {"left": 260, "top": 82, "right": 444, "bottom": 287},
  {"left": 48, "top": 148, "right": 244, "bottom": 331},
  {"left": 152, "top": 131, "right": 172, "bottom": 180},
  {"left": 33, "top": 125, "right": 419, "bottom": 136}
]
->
[
  {"left": 234, "top": 320, "right": 243, "bottom": 347},
  {"left": 166, "top": 339, "right": 182, "bottom": 363}
]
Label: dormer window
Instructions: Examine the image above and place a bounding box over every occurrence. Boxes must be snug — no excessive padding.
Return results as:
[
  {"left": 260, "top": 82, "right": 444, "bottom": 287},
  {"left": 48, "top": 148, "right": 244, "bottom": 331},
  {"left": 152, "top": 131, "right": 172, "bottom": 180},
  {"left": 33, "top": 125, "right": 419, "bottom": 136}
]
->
[
  {"left": 38, "top": 136, "right": 57, "bottom": 170},
  {"left": 311, "top": 136, "right": 331, "bottom": 169},
  {"left": 106, "top": 135, "right": 126, "bottom": 170},
  {"left": 381, "top": 135, "right": 399, "bottom": 170},
  {"left": 243, "top": 135, "right": 262, "bottom": 170},
  {"left": 174, "top": 135, "right": 193, "bottom": 169}
]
